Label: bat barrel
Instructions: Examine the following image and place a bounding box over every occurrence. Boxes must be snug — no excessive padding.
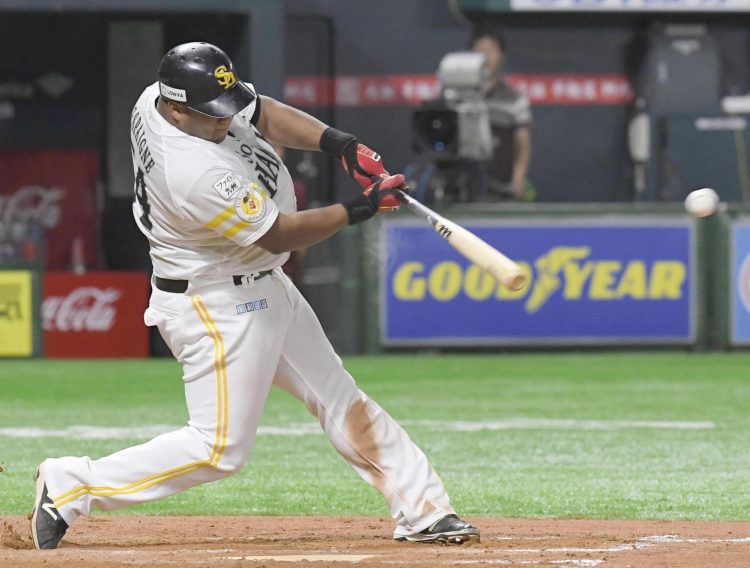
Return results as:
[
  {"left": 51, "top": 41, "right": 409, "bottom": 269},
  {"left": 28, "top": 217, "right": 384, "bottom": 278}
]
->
[
  {"left": 397, "top": 190, "right": 527, "bottom": 292},
  {"left": 505, "top": 271, "right": 527, "bottom": 292}
]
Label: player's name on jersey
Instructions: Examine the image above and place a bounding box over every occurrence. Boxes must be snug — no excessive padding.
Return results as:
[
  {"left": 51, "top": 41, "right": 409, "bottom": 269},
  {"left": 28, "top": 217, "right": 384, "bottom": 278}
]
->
[{"left": 131, "top": 109, "right": 156, "bottom": 174}]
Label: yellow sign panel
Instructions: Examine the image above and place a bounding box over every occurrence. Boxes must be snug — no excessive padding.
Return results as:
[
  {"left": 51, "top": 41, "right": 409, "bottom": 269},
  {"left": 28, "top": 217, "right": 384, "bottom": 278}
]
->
[{"left": 0, "top": 271, "right": 33, "bottom": 357}]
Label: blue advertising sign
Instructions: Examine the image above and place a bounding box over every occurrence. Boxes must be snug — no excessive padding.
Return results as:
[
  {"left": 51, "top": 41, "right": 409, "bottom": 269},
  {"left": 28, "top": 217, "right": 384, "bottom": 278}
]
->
[
  {"left": 381, "top": 219, "right": 695, "bottom": 346},
  {"left": 730, "top": 222, "right": 750, "bottom": 344}
]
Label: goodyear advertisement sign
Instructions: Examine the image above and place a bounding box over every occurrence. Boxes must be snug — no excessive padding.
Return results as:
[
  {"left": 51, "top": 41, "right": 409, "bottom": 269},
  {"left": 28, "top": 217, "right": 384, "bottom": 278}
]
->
[
  {"left": 381, "top": 219, "right": 695, "bottom": 346},
  {"left": 730, "top": 222, "right": 750, "bottom": 344}
]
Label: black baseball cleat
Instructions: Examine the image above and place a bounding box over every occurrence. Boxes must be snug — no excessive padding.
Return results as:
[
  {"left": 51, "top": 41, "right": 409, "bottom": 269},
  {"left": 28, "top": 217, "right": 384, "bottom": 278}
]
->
[
  {"left": 30, "top": 464, "right": 68, "bottom": 550},
  {"left": 395, "top": 514, "right": 480, "bottom": 544}
]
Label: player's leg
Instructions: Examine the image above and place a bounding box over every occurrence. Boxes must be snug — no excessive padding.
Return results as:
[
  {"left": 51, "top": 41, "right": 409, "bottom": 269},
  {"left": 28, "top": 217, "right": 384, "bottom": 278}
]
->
[
  {"left": 271, "top": 274, "right": 478, "bottom": 543},
  {"left": 33, "top": 278, "right": 288, "bottom": 548}
]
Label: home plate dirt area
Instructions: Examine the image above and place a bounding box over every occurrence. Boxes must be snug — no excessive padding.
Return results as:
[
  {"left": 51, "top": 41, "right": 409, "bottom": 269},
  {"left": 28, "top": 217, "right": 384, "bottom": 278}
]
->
[{"left": 2, "top": 516, "right": 750, "bottom": 567}]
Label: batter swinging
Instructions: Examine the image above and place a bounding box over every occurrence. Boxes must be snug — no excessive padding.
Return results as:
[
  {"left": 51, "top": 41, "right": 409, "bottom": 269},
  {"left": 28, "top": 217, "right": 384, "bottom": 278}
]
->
[{"left": 31, "top": 42, "right": 479, "bottom": 549}]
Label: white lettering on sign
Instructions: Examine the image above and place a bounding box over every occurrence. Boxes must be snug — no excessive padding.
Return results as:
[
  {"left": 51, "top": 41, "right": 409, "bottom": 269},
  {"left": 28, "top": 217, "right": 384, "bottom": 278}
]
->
[
  {"left": 283, "top": 74, "right": 633, "bottom": 107},
  {"left": 43, "top": 287, "right": 122, "bottom": 332},
  {"left": 0, "top": 185, "right": 64, "bottom": 229}
]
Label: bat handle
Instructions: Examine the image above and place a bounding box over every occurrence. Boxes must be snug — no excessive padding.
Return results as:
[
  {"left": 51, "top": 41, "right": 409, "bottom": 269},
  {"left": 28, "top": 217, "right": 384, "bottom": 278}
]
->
[
  {"left": 395, "top": 188, "right": 410, "bottom": 202},
  {"left": 375, "top": 176, "right": 412, "bottom": 205},
  {"left": 394, "top": 188, "right": 440, "bottom": 227}
]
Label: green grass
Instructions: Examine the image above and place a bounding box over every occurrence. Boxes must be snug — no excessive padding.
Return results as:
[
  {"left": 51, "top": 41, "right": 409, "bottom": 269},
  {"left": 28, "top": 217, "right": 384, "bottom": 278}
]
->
[{"left": 1, "top": 353, "right": 749, "bottom": 520}]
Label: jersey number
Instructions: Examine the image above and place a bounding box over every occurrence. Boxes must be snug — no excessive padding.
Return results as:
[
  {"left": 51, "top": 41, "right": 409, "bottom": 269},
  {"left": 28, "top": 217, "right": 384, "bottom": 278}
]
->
[{"left": 134, "top": 167, "right": 153, "bottom": 231}]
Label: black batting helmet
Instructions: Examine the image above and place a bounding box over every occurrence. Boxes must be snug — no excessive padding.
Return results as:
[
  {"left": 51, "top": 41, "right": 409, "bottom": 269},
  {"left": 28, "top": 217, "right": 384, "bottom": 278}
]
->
[{"left": 158, "top": 42, "right": 255, "bottom": 118}]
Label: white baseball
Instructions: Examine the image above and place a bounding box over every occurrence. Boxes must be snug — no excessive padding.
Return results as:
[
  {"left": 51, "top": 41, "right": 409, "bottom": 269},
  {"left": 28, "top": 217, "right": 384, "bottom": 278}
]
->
[{"left": 684, "top": 188, "right": 719, "bottom": 218}]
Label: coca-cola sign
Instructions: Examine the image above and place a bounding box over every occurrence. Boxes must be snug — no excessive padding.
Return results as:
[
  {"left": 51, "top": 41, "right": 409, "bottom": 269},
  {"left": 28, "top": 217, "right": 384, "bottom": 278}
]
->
[
  {"left": 43, "top": 272, "right": 149, "bottom": 358},
  {"left": 0, "top": 150, "right": 100, "bottom": 270},
  {"left": 0, "top": 185, "right": 64, "bottom": 229},
  {"left": 43, "top": 286, "right": 122, "bottom": 332}
]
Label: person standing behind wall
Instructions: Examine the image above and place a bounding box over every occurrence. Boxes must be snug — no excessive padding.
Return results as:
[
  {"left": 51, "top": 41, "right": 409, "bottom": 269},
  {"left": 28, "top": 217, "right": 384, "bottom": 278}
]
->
[{"left": 470, "top": 26, "right": 532, "bottom": 201}]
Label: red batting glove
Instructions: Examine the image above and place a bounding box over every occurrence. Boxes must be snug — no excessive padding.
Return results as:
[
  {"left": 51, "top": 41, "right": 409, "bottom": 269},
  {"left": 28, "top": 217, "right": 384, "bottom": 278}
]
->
[
  {"left": 364, "top": 173, "right": 406, "bottom": 213},
  {"left": 342, "top": 174, "right": 407, "bottom": 225},
  {"left": 341, "top": 143, "right": 390, "bottom": 190},
  {"left": 318, "top": 127, "right": 391, "bottom": 190}
]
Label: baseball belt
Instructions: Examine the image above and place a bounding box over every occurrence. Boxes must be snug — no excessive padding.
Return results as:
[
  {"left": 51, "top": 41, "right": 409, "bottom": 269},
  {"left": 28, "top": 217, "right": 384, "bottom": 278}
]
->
[{"left": 154, "top": 270, "right": 274, "bottom": 294}]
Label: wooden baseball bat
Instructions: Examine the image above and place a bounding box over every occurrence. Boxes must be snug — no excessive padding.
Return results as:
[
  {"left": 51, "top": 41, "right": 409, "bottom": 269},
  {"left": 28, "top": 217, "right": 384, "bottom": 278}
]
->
[{"left": 395, "top": 190, "right": 527, "bottom": 291}]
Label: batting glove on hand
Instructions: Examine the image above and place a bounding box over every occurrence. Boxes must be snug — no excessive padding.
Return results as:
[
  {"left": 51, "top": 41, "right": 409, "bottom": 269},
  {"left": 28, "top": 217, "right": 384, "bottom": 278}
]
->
[
  {"left": 341, "top": 143, "right": 388, "bottom": 190},
  {"left": 320, "top": 127, "right": 389, "bottom": 190},
  {"left": 342, "top": 174, "right": 407, "bottom": 225}
]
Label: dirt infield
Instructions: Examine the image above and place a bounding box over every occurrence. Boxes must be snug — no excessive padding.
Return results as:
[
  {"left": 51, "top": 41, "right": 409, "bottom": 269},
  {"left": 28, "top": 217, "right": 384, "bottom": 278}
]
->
[{"left": 2, "top": 515, "right": 749, "bottom": 567}]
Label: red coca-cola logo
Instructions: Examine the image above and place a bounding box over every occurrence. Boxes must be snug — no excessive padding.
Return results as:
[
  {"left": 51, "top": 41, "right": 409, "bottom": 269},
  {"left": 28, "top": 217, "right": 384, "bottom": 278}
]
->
[
  {"left": 43, "top": 272, "right": 149, "bottom": 358},
  {"left": 42, "top": 286, "right": 122, "bottom": 332},
  {"left": 0, "top": 185, "right": 64, "bottom": 228}
]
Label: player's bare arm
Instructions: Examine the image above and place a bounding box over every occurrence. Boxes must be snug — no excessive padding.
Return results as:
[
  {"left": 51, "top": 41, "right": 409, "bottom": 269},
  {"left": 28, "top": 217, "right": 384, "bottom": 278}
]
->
[
  {"left": 255, "top": 95, "right": 328, "bottom": 151},
  {"left": 255, "top": 175, "right": 406, "bottom": 254},
  {"left": 253, "top": 95, "right": 407, "bottom": 254},
  {"left": 257, "top": 95, "right": 395, "bottom": 192},
  {"left": 255, "top": 205, "right": 348, "bottom": 254}
]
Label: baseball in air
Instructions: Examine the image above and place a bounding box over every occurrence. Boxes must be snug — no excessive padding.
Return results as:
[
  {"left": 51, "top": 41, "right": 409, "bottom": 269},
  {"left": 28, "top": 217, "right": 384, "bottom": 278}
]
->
[{"left": 684, "top": 188, "right": 719, "bottom": 218}]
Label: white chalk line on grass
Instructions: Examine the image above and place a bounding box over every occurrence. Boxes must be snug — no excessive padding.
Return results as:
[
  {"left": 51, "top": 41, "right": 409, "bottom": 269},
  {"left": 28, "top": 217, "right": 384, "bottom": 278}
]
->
[
  {"left": 0, "top": 419, "right": 715, "bottom": 439},
  {"left": 407, "top": 419, "right": 715, "bottom": 431}
]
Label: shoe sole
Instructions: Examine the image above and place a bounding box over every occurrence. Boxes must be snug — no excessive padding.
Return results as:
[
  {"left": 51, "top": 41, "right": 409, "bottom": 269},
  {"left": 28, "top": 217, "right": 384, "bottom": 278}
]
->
[
  {"left": 30, "top": 463, "right": 45, "bottom": 550},
  {"left": 395, "top": 532, "right": 480, "bottom": 545}
]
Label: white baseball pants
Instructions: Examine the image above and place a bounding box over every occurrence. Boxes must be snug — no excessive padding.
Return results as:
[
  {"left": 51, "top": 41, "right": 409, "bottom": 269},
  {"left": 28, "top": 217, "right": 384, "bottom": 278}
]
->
[{"left": 43, "top": 268, "right": 453, "bottom": 537}]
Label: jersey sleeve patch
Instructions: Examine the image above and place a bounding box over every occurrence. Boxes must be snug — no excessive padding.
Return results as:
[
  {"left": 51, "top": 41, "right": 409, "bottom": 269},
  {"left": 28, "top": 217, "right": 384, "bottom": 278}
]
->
[
  {"left": 203, "top": 182, "right": 270, "bottom": 239},
  {"left": 234, "top": 183, "right": 267, "bottom": 223},
  {"left": 212, "top": 172, "right": 242, "bottom": 200}
]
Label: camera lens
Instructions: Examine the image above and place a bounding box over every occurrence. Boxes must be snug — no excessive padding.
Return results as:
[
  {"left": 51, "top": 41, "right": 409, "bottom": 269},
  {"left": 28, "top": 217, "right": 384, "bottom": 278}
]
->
[{"left": 413, "top": 108, "right": 458, "bottom": 154}]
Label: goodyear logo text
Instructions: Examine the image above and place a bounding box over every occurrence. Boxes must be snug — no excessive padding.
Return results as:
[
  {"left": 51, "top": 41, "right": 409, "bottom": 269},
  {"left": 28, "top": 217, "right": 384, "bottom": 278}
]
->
[{"left": 392, "top": 246, "right": 686, "bottom": 314}]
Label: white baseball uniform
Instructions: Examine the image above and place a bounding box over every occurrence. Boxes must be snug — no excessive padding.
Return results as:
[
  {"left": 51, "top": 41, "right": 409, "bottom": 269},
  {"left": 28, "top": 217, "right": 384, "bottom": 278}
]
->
[{"left": 41, "top": 82, "right": 454, "bottom": 538}]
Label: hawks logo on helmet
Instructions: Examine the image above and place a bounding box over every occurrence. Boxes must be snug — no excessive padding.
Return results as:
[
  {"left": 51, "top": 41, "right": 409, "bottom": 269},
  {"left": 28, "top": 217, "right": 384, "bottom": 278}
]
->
[{"left": 214, "top": 65, "right": 237, "bottom": 90}]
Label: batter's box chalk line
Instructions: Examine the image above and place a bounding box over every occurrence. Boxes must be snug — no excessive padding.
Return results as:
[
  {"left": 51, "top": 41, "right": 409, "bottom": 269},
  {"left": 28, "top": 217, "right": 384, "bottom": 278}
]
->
[{"left": 493, "top": 534, "right": 750, "bottom": 552}]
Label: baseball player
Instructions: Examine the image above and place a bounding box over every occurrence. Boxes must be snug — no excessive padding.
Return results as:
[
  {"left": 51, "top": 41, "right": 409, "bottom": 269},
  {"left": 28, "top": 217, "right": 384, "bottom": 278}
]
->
[{"left": 31, "top": 42, "right": 479, "bottom": 549}]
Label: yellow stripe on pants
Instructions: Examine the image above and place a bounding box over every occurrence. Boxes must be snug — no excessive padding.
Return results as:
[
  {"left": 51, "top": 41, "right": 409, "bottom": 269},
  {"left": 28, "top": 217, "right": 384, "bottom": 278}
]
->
[
  {"left": 52, "top": 296, "right": 228, "bottom": 508},
  {"left": 192, "top": 297, "right": 229, "bottom": 466}
]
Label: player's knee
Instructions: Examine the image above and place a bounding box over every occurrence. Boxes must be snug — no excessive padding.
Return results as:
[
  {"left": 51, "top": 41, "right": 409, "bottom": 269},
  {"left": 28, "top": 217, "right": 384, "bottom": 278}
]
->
[
  {"left": 188, "top": 427, "right": 249, "bottom": 476},
  {"left": 211, "top": 442, "right": 250, "bottom": 476},
  {"left": 214, "top": 458, "right": 245, "bottom": 476}
]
